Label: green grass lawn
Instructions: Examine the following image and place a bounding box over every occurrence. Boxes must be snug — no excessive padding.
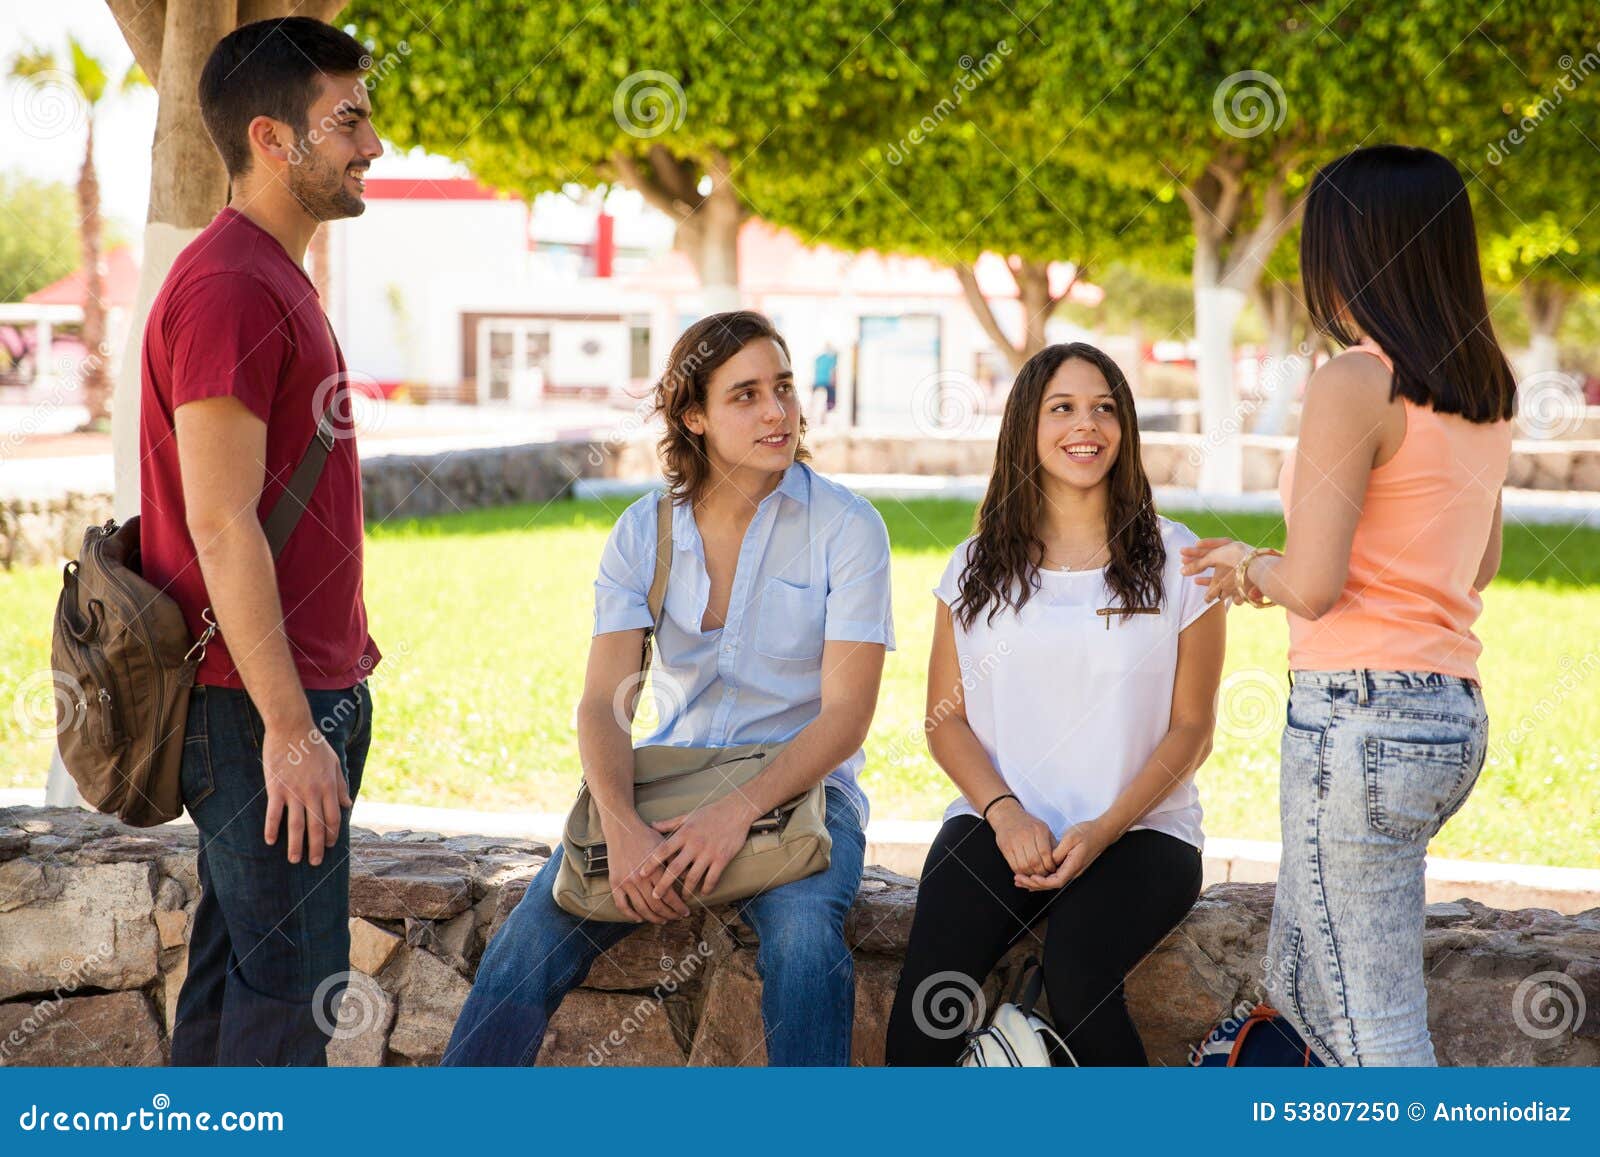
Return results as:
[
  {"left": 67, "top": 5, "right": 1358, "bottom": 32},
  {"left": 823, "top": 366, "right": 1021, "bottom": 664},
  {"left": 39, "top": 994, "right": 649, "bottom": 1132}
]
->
[{"left": 3, "top": 497, "right": 1597, "bottom": 868}]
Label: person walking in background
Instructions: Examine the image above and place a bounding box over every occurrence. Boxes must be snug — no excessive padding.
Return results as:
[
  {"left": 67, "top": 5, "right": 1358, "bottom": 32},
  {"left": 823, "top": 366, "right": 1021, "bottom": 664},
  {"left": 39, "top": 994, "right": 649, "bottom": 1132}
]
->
[
  {"left": 886, "top": 342, "right": 1225, "bottom": 1066},
  {"left": 140, "top": 18, "right": 384, "bottom": 1065},
  {"left": 812, "top": 342, "right": 839, "bottom": 425},
  {"left": 1182, "top": 145, "right": 1517, "bottom": 1066}
]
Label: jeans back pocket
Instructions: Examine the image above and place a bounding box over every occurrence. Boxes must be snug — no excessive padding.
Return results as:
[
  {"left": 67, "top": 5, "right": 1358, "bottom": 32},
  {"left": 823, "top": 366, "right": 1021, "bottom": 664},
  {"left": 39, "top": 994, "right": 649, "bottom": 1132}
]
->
[{"left": 1360, "top": 734, "right": 1475, "bottom": 842}]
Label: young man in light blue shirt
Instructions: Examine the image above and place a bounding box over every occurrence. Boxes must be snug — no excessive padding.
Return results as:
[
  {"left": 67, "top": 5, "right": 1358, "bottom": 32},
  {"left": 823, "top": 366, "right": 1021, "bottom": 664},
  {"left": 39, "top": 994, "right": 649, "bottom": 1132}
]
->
[{"left": 444, "top": 312, "right": 894, "bottom": 1066}]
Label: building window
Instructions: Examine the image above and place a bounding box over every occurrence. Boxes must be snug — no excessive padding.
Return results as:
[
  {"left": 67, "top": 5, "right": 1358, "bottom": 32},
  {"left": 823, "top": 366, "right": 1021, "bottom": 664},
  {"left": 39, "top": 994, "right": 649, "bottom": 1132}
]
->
[{"left": 628, "top": 319, "right": 651, "bottom": 380}]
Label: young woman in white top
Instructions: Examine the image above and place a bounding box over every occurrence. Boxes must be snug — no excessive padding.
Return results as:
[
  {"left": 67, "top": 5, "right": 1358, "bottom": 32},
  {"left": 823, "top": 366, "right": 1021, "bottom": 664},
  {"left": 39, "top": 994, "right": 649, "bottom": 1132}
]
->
[{"left": 885, "top": 342, "right": 1227, "bottom": 1065}]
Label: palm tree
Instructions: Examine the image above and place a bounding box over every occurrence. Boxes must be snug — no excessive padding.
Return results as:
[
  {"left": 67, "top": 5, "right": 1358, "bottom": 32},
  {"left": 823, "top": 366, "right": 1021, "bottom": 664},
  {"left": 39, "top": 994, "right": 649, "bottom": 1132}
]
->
[{"left": 10, "top": 39, "right": 148, "bottom": 428}]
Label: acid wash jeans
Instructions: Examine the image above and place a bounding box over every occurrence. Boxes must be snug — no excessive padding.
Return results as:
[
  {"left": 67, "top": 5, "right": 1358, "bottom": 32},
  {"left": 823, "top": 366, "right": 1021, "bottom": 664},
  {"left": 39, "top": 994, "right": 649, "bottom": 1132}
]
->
[{"left": 1264, "top": 670, "right": 1489, "bottom": 1067}]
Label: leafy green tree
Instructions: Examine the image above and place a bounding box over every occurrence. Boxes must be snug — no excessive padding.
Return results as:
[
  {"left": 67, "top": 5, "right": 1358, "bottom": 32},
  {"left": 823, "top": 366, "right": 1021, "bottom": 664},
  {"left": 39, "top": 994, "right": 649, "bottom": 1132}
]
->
[
  {"left": 345, "top": 0, "right": 929, "bottom": 312},
  {"left": 1021, "top": 1, "right": 1551, "bottom": 489},
  {"left": 0, "top": 174, "right": 79, "bottom": 302},
  {"left": 9, "top": 37, "right": 148, "bottom": 425}
]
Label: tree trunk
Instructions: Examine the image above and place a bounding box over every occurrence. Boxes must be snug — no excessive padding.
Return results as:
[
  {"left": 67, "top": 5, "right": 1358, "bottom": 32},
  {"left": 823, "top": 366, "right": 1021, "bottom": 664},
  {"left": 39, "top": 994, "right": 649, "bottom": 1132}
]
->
[
  {"left": 673, "top": 154, "right": 743, "bottom": 314},
  {"left": 77, "top": 115, "right": 112, "bottom": 426},
  {"left": 1127, "top": 318, "right": 1145, "bottom": 395},
  {"left": 953, "top": 258, "right": 1063, "bottom": 375},
  {"left": 1181, "top": 162, "right": 1300, "bottom": 493},
  {"left": 1253, "top": 281, "right": 1307, "bottom": 436},
  {"left": 1521, "top": 280, "right": 1569, "bottom": 381}
]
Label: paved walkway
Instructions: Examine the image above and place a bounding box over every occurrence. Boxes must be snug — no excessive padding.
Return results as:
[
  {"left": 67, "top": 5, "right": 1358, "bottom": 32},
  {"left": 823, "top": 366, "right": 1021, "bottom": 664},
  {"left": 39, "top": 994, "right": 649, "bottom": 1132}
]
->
[{"left": 577, "top": 474, "right": 1600, "bottom": 528}]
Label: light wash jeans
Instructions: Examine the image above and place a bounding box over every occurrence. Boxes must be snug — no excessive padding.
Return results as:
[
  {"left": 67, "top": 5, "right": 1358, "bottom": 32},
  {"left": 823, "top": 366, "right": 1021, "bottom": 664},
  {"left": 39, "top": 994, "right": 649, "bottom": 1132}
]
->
[
  {"left": 443, "top": 785, "right": 867, "bottom": 1066},
  {"left": 1265, "top": 670, "right": 1489, "bottom": 1067}
]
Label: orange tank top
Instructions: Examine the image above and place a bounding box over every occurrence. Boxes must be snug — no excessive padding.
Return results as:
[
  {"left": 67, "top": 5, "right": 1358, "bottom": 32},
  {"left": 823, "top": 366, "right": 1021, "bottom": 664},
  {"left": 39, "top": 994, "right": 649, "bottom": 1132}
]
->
[{"left": 1277, "top": 344, "right": 1514, "bottom": 681}]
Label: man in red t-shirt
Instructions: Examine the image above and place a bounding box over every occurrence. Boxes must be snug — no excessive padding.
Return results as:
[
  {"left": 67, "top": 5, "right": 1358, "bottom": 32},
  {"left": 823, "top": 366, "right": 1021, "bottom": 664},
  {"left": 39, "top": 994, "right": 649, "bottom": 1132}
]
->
[{"left": 140, "top": 17, "right": 383, "bottom": 1066}]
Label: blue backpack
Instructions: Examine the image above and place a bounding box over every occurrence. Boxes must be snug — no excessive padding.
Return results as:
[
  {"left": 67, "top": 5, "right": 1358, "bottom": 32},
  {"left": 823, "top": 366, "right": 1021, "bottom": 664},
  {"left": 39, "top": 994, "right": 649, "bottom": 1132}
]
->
[{"left": 1191, "top": 1003, "right": 1324, "bottom": 1067}]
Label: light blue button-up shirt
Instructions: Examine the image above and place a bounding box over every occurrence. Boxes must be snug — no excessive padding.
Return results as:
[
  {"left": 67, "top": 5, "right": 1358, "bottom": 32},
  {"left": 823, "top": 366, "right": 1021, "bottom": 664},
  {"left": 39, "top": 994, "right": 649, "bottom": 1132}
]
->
[{"left": 592, "top": 462, "right": 895, "bottom": 826}]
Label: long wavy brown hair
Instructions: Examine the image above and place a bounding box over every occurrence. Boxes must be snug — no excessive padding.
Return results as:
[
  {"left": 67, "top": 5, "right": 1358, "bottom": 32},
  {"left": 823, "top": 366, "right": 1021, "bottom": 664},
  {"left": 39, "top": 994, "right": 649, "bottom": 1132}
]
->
[
  {"left": 652, "top": 311, "right": 810, "bottom": 505},
  {"left": 953, "top": 342, "right": 1165, "bottom": 631}
]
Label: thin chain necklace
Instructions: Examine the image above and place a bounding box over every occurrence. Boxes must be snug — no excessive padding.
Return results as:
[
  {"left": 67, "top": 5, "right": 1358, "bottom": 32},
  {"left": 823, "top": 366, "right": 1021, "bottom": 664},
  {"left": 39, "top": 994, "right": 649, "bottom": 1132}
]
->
[{"left": 1040, "top": 543, "right": 1109, "bottom": 572}]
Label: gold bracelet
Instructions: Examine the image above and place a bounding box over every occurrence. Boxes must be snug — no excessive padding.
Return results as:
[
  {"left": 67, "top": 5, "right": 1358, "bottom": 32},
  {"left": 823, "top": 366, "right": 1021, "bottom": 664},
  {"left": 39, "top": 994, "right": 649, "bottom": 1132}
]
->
[{"left": 1234, "top": 547, "right": 1282, "bottom": 608}]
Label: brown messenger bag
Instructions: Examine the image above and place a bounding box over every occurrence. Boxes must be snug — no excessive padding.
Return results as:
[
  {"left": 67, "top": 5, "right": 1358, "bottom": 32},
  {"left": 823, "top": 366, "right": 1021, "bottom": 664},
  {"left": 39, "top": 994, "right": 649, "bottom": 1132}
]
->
[
  {"left": 49, "top": 400, "right": 341, "bottom": 826},
  {"left": 551, "top": 492, "right": 831, "bottom": 921}
]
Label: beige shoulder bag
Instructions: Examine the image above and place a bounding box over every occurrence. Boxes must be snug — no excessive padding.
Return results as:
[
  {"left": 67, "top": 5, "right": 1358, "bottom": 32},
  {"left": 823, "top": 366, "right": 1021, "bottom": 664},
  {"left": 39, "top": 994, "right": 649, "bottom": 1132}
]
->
[{"left": 552, "top": 492, "right": 831, "bottom": 922}]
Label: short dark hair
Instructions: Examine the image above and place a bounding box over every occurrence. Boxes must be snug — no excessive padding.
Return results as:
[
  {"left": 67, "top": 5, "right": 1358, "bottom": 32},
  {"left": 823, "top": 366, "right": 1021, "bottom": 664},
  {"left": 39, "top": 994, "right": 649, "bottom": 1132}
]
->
[
  {"left": 653, "top": 311, "right": 809, "bottom": 504},
  {"left": 1301, "top": 145, "right": 1516, "bottom": 424},
  {"left": 198, "top": 17, "right": 369, "bottom": 178}
]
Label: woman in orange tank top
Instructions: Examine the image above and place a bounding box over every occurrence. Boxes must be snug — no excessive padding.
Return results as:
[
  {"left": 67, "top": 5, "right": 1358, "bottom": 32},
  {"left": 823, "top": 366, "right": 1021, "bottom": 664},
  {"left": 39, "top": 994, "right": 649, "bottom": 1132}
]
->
[{"left": 1180, "top": 145, "right": 1517, "bottom": 1066}]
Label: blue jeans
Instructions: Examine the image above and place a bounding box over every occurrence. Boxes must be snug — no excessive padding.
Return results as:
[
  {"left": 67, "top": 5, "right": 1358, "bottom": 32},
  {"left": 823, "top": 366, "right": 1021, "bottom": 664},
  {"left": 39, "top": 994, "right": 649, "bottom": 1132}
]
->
[
  {"left": 170, "top": 682, "right": 372, "bottom": 1067},
  {"left": 444, "top": 785, "right": 867, "bottom": 1066},
  {"left": 1265, "top": 670, "right": 1488, "bottom": 1067}
]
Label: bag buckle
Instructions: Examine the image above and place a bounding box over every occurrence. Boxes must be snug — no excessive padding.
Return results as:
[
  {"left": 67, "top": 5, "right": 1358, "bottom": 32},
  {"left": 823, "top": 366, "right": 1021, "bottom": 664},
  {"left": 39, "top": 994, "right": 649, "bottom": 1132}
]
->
[{"left": 183, "top": 607, "right": 219, "bottom": 664}]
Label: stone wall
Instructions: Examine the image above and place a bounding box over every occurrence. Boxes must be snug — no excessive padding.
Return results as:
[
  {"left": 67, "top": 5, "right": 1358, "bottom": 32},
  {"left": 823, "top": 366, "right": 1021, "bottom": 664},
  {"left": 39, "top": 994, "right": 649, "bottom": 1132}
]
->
[
  {"left": 5, "top": 433, "right": 1598, "bottom": 570},
  {"left": 2, "top": 807, "right": 1596, "bottom": 1067},
  {"left": 0, "top": 492, "right": 114, "bottom": 571}
]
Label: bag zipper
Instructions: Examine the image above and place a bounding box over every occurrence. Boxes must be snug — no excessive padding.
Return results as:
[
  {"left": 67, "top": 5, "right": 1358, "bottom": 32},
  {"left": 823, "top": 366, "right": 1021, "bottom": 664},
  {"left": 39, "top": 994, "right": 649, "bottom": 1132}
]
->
[
  {"left": 72, "top": 633, "right": 124, "bottom": 751},
  {"left": 87, "top": 522, "right": 170, "bottom": 757}
]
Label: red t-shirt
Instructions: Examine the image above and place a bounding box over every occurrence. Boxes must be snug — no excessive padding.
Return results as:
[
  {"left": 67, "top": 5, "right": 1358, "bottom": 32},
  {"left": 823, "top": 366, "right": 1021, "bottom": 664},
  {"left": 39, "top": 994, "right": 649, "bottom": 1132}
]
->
[{"left": 139, "top": 207, "right": 380, "bottom": 690}]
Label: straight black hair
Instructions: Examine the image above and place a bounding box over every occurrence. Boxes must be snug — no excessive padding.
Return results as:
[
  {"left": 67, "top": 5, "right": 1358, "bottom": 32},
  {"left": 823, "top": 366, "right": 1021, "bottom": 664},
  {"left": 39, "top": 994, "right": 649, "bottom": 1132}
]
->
[
  {"left": 199, "top": 17, "right": 370, "bottom": 179},
  {"left": 1301, "top": 145, "right": 1516, "bottom": 423}
]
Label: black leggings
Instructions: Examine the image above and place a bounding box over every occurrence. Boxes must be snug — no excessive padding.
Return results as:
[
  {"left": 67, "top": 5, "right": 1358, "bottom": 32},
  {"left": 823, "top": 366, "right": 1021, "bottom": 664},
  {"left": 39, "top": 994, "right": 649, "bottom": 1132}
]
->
[{"left": 885, "top": 816, "right": 1203, "bottom": 1066}]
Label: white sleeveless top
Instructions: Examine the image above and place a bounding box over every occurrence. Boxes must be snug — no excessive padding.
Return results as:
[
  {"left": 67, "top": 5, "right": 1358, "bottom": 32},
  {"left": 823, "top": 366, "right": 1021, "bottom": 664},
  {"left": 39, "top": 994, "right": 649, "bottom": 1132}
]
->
[{"left": 934, "top": 517, "right": 1215, "bottom": 850}]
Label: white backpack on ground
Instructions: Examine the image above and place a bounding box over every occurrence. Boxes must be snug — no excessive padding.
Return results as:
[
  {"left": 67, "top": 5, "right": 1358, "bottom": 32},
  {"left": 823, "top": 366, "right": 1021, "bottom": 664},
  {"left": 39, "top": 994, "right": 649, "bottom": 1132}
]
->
[{"left": 959, "top": 957, "right": 1079, "bottom": 1067}]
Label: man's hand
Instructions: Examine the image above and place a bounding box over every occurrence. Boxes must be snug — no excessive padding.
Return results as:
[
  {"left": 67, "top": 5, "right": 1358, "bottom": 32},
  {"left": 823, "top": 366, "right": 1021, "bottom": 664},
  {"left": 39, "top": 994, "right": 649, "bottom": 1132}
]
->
[
  {"left": 603, "top": 816, "right": 690, "bottom": 924},
  {"left": 648, "top": 792, "right": 758, "bottom": 900},
  {"left": 262, "top": 717, "right": 351, "bottom": 867}
]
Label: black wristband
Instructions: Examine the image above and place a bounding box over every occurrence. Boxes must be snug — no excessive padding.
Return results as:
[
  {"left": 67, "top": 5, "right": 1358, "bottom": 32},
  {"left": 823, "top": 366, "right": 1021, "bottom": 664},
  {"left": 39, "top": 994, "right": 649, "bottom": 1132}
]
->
[{"left": 981, "top": 792, "right": 1018, "bottom": 822}]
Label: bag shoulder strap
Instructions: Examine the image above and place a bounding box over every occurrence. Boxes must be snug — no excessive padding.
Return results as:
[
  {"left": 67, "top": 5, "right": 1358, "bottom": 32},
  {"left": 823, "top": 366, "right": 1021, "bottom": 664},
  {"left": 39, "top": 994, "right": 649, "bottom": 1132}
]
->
[
  {"left": 259, "top": 315, "right": 345, "bottom": 560},
  {"left": 639, "top": 491, "right": 675, "bottom": 677}
]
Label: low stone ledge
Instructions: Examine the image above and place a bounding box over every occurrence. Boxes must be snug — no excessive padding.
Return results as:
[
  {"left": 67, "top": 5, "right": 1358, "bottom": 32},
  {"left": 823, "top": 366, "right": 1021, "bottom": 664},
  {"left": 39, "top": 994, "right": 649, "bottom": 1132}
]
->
[
  {"left": 7, "top": 433, "right": 1599, "bottom": 570},
  {"left": 1, "top": 806, "right": 1595, "bottom": 1068}
]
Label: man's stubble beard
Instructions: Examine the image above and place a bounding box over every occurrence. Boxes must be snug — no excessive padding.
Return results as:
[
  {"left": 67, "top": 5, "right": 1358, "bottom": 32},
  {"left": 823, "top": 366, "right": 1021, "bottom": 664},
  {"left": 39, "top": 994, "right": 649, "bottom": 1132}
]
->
[{"left": 288, "top": 142, "right": 366, "bottom": 222}]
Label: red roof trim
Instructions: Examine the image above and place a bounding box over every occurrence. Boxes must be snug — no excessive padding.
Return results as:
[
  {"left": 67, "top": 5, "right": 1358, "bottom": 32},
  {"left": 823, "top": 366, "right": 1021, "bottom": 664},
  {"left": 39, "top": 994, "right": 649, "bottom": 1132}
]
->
[{"left": 362, "top": 178, "right": 505, "bottom": 201}]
